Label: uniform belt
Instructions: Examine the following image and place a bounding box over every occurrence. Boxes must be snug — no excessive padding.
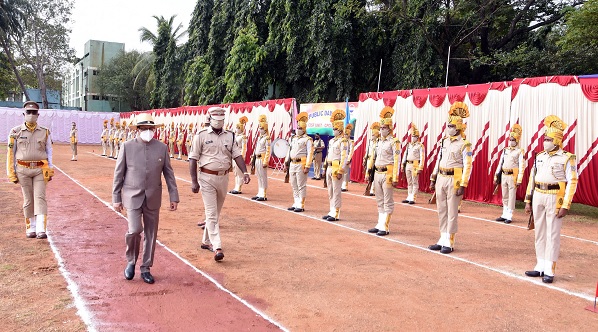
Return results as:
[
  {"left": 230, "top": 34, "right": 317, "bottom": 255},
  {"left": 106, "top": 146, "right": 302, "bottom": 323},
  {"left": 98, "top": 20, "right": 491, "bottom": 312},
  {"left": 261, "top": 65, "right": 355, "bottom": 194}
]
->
[
  {"left": 327, "top": 161, "right": 334, "bottom": 166},
  {"left": 502, "top": 169, "right": 513, "bottom": 175},
  {"left": 375, "top": 166, "right": 388, "bottom": 172},
  {"left": 17, "top": 160, "right": 44, "bottom": 168},
  {"left": 406, "top": 160, "right": 414, "bottom": 164},
  {"left": 291, "top": 157, "right": 303, "bottom": 163},
  {"left": 535, "top": 183, "right": 559, "bottom": 190},
  {"left": 255, "top": 154, "right": 262, "bottom": 158},
  {"left": 439, "top": 168, "right": 454, "bottom": 176},
  {"left": 200, "top": 167, "right": 229, "bottom": 176}
]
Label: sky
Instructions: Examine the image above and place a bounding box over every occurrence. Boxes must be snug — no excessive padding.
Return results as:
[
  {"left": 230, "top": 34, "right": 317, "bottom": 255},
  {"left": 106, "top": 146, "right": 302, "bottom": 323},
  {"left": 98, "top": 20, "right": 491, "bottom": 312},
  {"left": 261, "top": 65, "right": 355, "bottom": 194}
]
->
[{"left": 69, "top": 0, "right": 196, "bottom": 58}]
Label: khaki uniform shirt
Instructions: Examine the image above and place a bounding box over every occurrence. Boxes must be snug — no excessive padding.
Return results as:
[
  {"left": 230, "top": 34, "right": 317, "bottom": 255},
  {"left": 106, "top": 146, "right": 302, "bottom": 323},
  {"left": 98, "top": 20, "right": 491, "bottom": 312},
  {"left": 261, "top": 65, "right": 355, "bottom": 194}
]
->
[
  {"left": 101, "top": 127, "right": 109, "bottom": 141},
  {"left": 431, "top": 135, "right": 473, "bottom": 187},
  {"left": 189, "top": 128, "right": 241, "bottom": 171},
  {"left": 70, "top": 128, "right": 78, "bottom": 143},
  {"left": 287, "top": 134, "right": 314, "bottom": 167},
  {"left": 525, "top": 149, "right": 578, "bottom": 209},
  {"left": 402, "top": 141, "right": 425, "bottom": 171},
  {"left": 235, "top": 134, "right": 247, "bottom": 158},
  {"left": 374, "top": 135, "right": 400, "bottom": 182},
  {"left": 254, "top": 134, "right": 271, "bottom": 164},
  {"left": 10, "top": 124, "right": 52, "bottom": 165},
  {"left": 495, "top": 146, "right": 525, "bottom": 184}
]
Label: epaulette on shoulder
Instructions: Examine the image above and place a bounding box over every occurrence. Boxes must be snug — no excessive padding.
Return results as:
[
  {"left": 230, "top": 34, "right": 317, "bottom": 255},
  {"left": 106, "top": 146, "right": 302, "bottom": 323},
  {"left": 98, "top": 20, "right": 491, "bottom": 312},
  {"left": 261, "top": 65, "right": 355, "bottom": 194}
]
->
[
  {"left": 565, "top": 151, "right": 576, "bottom": 160},
  {"left": 393, "top": 137, "right": 400, "bottom": 143},
  {"left": 463, "top": 139, "right": 472, "bottom": 147}
]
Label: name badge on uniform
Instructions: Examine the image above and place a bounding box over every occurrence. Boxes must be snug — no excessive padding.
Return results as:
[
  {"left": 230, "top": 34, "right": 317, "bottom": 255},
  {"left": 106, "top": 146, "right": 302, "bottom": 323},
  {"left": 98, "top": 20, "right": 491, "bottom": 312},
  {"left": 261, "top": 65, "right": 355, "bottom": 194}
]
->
[{"left": 205, "top": 140, "right": 213, "bottom": 144}]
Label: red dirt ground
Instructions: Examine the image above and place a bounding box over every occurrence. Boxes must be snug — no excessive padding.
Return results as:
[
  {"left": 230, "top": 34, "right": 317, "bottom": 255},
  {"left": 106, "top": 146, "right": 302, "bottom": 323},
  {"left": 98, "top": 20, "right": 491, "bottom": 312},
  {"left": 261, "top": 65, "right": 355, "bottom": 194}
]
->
[{"left": 2, "top": 143, "right": 598, "bottom": 331}]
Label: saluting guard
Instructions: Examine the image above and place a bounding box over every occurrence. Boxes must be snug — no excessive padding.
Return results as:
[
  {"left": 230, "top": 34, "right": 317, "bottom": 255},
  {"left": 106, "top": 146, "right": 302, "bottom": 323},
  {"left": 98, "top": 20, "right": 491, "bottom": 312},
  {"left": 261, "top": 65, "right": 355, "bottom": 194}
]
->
[
  {"left": 494, "top": 124, "right": 525, "bottom": 224},
  {"left": 252, "top": 115, "right": 271, "bottom": 201},
  {"left": 322, "top": 109, "right": 348, "bottom": 221},
  {"left": 401, "top": 123, "right": 425, "bottom": 204}
]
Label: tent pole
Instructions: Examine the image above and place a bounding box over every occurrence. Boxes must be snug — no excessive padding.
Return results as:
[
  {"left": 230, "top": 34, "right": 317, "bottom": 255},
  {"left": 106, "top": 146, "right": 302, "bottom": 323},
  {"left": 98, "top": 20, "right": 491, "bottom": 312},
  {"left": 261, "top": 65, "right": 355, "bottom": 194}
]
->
[
  {"left": 445, "top": 46, "right": 451, "bottom": 87},
  {"left": 377, "top": 59, "right": 383, "bottom": 92}
]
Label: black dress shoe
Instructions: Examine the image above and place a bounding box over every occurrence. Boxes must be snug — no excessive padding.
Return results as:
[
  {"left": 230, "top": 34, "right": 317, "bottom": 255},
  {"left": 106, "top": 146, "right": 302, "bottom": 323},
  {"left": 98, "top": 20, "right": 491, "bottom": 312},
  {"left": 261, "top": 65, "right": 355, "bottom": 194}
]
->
[
  {"left": 288, "top": 207, "right": 296, "bottom": 211},
  {"left": 229, "top": 190, "right": 241, "bottom": 194},
  {"left": 504, "top": 219, "right": 512, "bottom": 224},
  {"left": 542, "top": 275, "right": 554, "bottom": 283},
  {"left": 251, "top": 196, "right": 259, "bottom": 200},
  {"left": 368, "top": 228, "right": 379, "bottom": 233},
  {"left": 428, "top": 244, "right": 442, "bottom": 251},
  {"left": 311, "top": 177, "right": 317, "bottom": 180},
  {"left": 294, "top": 208, "right": 304, "bottom": 212},
  {"left": 440, "top": 246, "right": 453, "bottom": 254},
  {"left": 496, "top": 217, "right": 507, "bottom": 221},
  {"left": 322, "top": 215, "right": 331, "bottom": 220},
  {"left": 525, "top": 270, "right": 544, "bottom": 277},
  {"left": 376, "top": 230, "right": 389, "bottom": 236},
  {"left": 124, "top": 264, "right": 135, "bottom": 280},
  {"left": 141, "top": 272, "right": 154, "bottom": 284},
  {"left": 36, "top": 232, "right": 47, "bottom": 239},
  {"left": 26, "top": 232, "right": 36, "bottom": 238},
  {"left": 369, "top": 193, "right": 375, "bottom": 196},
  {"left": 401, "top": 199, "right": 409, "bottom": 203},
  {"left": 326, "top": 216, "right": 338, "bottom": 222},
  {"left": 341, "top": 189, "right": 348, "bottom": 192},
  {"left": 214, "top": 250, "right": 224, "bottom": 261},
  {"left": 408, "top": 201, "right": 415, "bottom": 205},
  {"left": 256, "top": 197, "right": 267, "bottom": 201}
]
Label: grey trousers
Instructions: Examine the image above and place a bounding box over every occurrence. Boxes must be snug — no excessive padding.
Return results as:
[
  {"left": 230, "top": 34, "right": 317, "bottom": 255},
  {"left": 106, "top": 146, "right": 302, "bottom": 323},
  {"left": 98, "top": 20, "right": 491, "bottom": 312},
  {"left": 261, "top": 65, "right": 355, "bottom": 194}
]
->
[{"left": 125, "top": 199, "right": 159, "bottom": 273}]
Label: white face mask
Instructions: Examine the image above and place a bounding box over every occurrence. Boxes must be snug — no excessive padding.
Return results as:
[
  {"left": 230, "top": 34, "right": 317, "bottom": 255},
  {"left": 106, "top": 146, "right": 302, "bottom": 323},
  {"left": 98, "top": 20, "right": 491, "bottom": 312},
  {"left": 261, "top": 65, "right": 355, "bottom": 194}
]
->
[
  {"left": 333, "top": 129, "right": 341, "bottom": 137},
  {"left": 447, "top": 127, "right": 458, "bottom": 137},
  {"left": 259, "top": 128, "right": 266, "bottom": 135},
  {"left": 211, "top": 119, "right": 224, "bottom": 129},
  {"left": 380, "top": 128, "right": 390, "bottom": 137},
  {"left": 24, "top": 114, "right": 39, "bottom": 124},
  {"left": 236, "top": 127, "right": 243, "bottom": 134},
  {"left": 297, "top": 128, "right": 305, "bottom": 136},
  {"left": 543, "top": 140, "right": 556, "bottom": 152},
  {"left": 411, "top": 136, "right": 418, "bottom": 143},
  {"left": 509, "top": 140, "right": 517, "bottom": 147},
  {"left": 139, "top": 129, "right": 154, "bottom": 142}
]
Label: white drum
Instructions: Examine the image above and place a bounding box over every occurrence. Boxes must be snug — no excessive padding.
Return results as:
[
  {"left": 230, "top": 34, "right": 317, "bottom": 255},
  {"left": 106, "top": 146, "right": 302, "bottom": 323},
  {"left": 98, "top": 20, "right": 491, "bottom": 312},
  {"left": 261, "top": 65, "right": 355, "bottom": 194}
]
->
[{"left": 272, "top": 138, "right": 290, "bottom": 158}]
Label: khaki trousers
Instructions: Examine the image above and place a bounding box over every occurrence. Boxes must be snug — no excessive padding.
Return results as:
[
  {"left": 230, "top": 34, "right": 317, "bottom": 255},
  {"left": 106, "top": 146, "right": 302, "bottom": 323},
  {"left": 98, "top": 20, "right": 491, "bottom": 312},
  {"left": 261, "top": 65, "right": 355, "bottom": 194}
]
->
[
  {"left": 109, "top": 140, "right": 115, "bottom": 157},
  {"left": 232, "top": 162, "right": 244, "bottom": 192},
  {"left": 199, "top": 171, "right": 229, "bottom": 250},
  {"left": 532, "top": 192, "right": 562, "bottom": 270},
  {"left": 374, "top": 172, "right": 394, "bottom": 214},
  {"left": 16, "top": 166, "right": 47, "bottom": 218},
  {"left": 71, "top": 142, "right": 78, "bottom": 156},
  {"left": 326, "top": 166, "right": 343, "bottom": 215},
  {"left": 500, "top": 174, "right": 516, "bottom": 220},
  {"left": 255, "top": 159, "right": 268, "bottom": 197},
  {"left": 435, "top": 174, "right": 462, "bottom": 236},
  {"left": 405, "top": 163, "right": 419, "bottom": 201},
  {"left": 125, "top": 199, "right": 159, "bottom": 273},
  {"left": 186, "top": 143, "right": 192, "bottom": 159},
  {"left": 177, "top": 142, "right": 183, "bottom": 159},
  {"left": 313, "top": 152, "right": 323, "bottom": 178},
  {"left": 102, "top": 140, "right": 108, "bottom": 155},
  {"left": 342, "top": 164, "right": 350, "bottom": 189},
  {"left": 290, "top": 162, "right": 307, "bottom": 207},
  {"left": 168, "top": 141, "right": 174, "bottom": 157}
]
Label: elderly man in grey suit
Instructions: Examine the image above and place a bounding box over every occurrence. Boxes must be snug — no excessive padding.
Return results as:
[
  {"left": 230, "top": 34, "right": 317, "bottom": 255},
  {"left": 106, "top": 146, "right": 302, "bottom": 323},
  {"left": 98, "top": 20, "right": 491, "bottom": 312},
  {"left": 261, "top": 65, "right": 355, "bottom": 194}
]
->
[{"left": 113, "top": 113, "right": 179, "bottom": 284}]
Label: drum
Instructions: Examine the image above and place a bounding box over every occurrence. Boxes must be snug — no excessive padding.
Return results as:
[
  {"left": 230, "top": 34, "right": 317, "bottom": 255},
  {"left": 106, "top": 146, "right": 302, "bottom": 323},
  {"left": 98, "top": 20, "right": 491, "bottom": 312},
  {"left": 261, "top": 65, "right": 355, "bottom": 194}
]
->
[{"left": 272, "top": 138, "right": 290, "bottom": 158}]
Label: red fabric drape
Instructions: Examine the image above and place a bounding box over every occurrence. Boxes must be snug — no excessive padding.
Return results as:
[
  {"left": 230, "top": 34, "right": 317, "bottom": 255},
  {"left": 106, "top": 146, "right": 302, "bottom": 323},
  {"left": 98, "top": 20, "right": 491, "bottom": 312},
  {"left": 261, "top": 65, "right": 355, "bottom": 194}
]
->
[
  {"left": 412, "top": 89, "right": 429, "bottom": 108},
  {"left": 523, "top": 76, "right": 548, "bottom": 87},
  {"left": 398, "top": 90, "right": 411, "bottom": 99},
  {"left": 466, "top": 83, "right": 490, "bottom": 106},
  {"left": 548, "top": 76, "right": 578, "bottom": 86},
  {"left": 579, "top": 77, "right": 598, "bottom": 102},
  {"left": 447, "top": 86, "right": 467, "bottom": 104},
  {"left": 428, "top": 87, "right": 447, "bottom": 107}
]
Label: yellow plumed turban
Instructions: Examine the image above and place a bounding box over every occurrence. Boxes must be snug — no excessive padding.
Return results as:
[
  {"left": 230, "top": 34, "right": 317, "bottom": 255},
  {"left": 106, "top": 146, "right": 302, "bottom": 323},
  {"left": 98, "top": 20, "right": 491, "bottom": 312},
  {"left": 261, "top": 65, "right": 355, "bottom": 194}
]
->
[
  {"left": 380, "top": 106, "right": 394, "bottom": 127},
  {"left": 330, "top": 109, "right": 346, "bottom": 131},
  {"left": 296, "top": 112, "right": 309, "bottom": 131},
  {"left": 448, "top": 101, "right": 469, "bottom": 133},
  {"left": 344, "top": 123, "right": 353, "bottom": 136},
  {"left": 236, "top": 116, "right": 248, "bottom": 131},
  {"left": 258, "top": 114, "right": 269, "bottom": 131},
  {"left": 371, "top": 122, "right": 380, "bottom": 137},
  {"left": 410, "top": 123, "right": 420, "bottom": 137},
  {"left": 544, "top": 115, "right": 567, "bottom": 147},
  {"left": 509, "top": 124, "right": 522, "bottom": 142}
]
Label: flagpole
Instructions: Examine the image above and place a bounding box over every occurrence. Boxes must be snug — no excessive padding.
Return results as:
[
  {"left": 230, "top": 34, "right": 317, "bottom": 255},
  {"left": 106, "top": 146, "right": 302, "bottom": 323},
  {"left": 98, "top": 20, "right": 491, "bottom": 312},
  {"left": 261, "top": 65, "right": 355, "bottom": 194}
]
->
[
  {"left": 377, "top": 59, "right": 383, "bottom": 92},
  {"left": 445, "top": 46, "right": 451, "bottom": 87}
]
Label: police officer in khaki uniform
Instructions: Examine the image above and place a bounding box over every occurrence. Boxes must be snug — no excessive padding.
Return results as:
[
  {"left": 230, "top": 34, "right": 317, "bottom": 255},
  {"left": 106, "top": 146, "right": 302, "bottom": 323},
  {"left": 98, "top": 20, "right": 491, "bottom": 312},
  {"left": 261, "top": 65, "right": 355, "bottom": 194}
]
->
[
  {"left": 230, "top": 116, "right": 248, "bottom": 194},
  {"left": 286, "top": 112, "right": 314, "bottom": 212},
  {"left": 108, "top": 118, "right": 116, "bottom": 158},
  {"left": 185, "top": 123, "right": 195, "bottom": 161},
  {"left": 524, "top": 115, "right": 577, "bottom": 284},
  {"left": 101, "top": 120, "right": 109, "bottom": 156},
  {"left": 113, "top": 122, "right": 122, "bottom": 158},
  {"left": 322, "top": 109, "right": 349, "bottom": 221},
  {"left": 176, "top": 123, "right": 185, "bottom": 160},
  {"left": 7, "top": 101, "right": 54, "bottom": 239},
  {"left": 368, "top": 107, "right": 400, "bottom": 236},
  {"left": 428, "top": 102, "right": 473, "bottom": 254},
  {"left": 363, "top": 122, "right": 380, "bottom": 196},
  {"left": 494, "top": 124, "right": 525, "bottom": 224},
  {"left": 168, "top": 122, "right": 176, "bottom": 158},
  {"left": 341, "top": 124, "right": 355, "bottom": 192},
  {"left": 189, "top": 107, "right": 250, "bottom": 262},
  {"left": 252, "top": 115, "right": 271, "bottom": 201},
  {"left": 401, "top": 123, "right": 425, "bottom": 204},
  {"left": 70, "top": 122, "right": 78, "bottom": 161},
  {"left": 312, "top": 134, "right": 325, "bottom": 180}
]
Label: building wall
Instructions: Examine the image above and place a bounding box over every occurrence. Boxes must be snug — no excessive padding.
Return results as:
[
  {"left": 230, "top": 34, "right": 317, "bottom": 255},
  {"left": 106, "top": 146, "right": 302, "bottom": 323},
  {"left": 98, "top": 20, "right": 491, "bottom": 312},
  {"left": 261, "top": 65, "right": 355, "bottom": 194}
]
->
[{"left": 62, "top": 40, "right": 129, "bottom": 112}]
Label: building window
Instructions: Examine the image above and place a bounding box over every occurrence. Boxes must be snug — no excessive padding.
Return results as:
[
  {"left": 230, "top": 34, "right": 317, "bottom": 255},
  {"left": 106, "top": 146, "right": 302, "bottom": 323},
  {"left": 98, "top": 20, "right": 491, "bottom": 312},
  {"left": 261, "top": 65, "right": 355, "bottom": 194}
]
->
[
  {"left": 93, "top": 70, "right": 98, "bottom": 75},
  {"left": 92, "top": 95, "right": 100, "bottom": 100}
]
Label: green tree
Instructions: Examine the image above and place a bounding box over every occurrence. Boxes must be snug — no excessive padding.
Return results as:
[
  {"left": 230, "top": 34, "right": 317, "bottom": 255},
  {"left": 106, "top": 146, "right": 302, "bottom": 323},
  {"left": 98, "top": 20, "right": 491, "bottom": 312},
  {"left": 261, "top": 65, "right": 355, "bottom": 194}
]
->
[
  {"left": 223, "top": 21, "right": 267, "bottom": 102},
  {"left": 11, "top": 0, "right": 75, "bottom": 107},
  {"left": 0, "top": 0, "right": 30, "bottom": 99},
  {"left": 557, "top": 0, "right": 598, "bottom": 74},
  {"left": 96, "top": 50, "right": 150, "bottom": 111}
]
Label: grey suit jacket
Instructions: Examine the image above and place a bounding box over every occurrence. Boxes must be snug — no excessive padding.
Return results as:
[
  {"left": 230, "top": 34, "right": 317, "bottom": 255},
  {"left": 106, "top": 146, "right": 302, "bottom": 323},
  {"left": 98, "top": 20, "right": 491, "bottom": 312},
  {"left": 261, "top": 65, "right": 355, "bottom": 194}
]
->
[{"left": 112, "top": 137, "right": 179, "bottom": 210}]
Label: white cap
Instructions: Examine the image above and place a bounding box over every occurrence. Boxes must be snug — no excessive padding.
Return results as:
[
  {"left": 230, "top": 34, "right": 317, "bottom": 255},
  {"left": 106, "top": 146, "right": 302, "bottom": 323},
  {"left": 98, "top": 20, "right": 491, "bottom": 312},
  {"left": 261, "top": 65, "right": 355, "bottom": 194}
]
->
[{"left": 208, "top": 107, "right": 226, "bottom": 120}]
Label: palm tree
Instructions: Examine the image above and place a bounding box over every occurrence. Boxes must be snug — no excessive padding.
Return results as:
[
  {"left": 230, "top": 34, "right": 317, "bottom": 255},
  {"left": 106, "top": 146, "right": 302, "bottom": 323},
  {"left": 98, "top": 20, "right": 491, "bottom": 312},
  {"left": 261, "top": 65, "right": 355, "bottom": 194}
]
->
[{"left": 0, "top": 0, "right": 29, "bottom": 99}]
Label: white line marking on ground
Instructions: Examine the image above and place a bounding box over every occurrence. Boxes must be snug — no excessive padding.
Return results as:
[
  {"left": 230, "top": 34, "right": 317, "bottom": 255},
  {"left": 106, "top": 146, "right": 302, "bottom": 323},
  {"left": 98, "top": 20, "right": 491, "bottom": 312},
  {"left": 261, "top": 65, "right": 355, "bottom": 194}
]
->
[
  {"left": 268, "top": 176, "right": 598, "bottom": 246},
  {"left": 84, "top": 152, "right": 596, "bottom": 301},
  {"left": 55, "top": 163, "right": 289, "bottom": 332}
]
